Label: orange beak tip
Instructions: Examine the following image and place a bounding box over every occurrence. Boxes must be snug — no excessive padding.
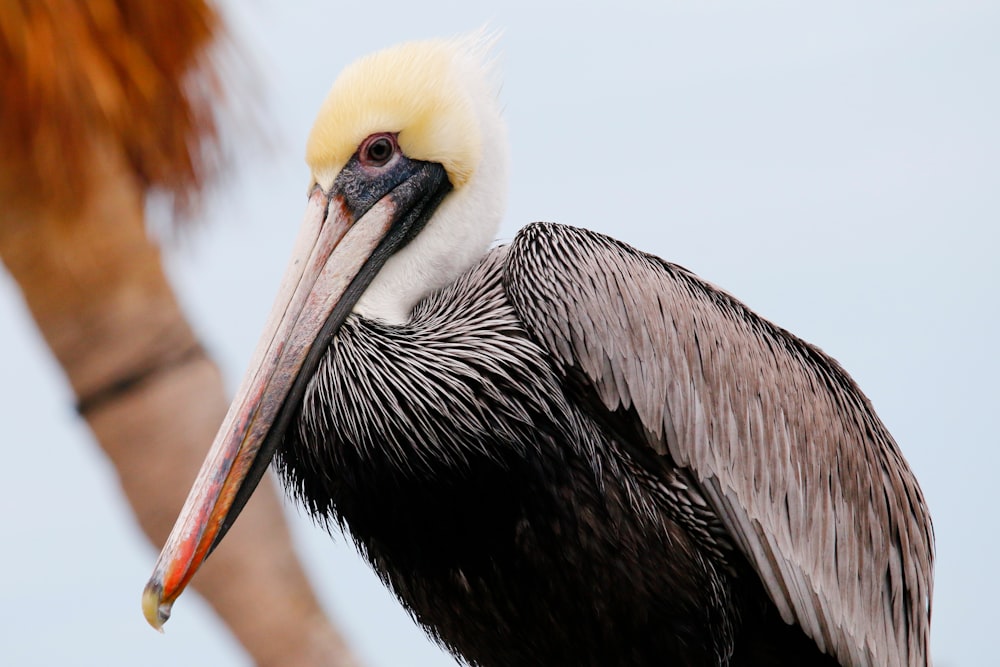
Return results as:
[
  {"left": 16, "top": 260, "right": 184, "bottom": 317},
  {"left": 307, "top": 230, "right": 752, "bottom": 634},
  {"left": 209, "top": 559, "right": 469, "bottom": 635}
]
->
[{"left": 142, "top": 580, "right": 172, "bottom": 633}]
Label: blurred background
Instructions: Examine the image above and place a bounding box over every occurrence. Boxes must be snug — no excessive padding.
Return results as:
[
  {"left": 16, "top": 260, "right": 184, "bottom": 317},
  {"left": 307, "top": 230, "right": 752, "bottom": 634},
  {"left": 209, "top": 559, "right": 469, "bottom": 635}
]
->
[{"left": 1, "top": 1, "right": 996, "bottom": 665}]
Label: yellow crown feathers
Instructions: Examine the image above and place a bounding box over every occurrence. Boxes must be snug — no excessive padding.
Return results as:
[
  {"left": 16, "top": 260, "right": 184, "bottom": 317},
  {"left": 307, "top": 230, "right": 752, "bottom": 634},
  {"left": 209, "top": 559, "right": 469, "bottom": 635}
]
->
[{"left": 307, "top": 35, "right": 498, "bottom": 191}]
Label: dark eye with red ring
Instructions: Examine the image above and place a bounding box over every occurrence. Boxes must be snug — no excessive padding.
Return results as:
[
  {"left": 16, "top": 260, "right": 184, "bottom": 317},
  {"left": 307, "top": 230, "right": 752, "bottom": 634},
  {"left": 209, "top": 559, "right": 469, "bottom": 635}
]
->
[{"left": 360, "top": 133, "right": 396, "bottom": 167}]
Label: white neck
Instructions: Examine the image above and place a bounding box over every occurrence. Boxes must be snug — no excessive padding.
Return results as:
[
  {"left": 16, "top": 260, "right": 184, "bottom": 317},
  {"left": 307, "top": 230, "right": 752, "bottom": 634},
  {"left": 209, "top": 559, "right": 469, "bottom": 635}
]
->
[{"left": 352, "top": 95, "right": 508, "bottom": 325}]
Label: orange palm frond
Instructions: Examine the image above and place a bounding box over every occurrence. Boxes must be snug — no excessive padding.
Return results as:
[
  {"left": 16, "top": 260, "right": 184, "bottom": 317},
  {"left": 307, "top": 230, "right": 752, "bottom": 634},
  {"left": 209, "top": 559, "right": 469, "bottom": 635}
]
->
[{"left": 0, "top": 0, "right": 225, "bottom": 217}]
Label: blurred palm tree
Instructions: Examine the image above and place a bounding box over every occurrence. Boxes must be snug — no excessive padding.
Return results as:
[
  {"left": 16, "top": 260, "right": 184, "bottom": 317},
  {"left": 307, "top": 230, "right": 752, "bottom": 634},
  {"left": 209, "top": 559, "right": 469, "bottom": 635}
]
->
[{"left": 0, "top": 2, "right": 359, "bottom": 665}]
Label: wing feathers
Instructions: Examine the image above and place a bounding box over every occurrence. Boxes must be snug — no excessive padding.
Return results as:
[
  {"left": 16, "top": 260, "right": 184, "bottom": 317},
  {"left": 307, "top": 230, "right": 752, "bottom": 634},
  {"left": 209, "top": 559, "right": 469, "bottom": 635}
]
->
[{"left": 505, "top": 223, "right": 933, "bottom": 667}]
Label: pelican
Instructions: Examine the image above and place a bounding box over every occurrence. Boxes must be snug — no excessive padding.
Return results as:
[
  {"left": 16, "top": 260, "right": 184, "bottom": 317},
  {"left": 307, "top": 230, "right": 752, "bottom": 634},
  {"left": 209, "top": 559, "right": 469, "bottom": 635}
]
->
[{"left": 143, "top": 36, "right": 934, "bottom": 666}]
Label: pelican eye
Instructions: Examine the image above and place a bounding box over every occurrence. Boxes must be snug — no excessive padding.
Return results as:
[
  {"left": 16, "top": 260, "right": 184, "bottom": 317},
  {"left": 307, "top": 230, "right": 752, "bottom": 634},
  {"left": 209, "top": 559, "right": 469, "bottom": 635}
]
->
[{"left": 361, "top": 134, "right": 396, "bottom": 167}]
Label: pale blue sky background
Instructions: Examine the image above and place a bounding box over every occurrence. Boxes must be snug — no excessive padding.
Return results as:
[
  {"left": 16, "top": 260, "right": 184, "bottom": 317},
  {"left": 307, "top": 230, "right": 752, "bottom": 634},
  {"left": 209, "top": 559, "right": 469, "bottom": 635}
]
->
[{"left": 1, "top": 1, "right": 997, "bottom": 665}]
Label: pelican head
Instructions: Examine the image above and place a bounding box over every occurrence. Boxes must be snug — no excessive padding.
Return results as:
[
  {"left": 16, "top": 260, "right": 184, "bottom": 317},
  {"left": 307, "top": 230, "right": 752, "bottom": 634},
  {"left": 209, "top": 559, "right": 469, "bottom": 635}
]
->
[
  {"left": 310, "top": 35, "right": 508, "bottom": 324},
  {"left": 142, "top": 34, "right": 507, "bottom": 629}
]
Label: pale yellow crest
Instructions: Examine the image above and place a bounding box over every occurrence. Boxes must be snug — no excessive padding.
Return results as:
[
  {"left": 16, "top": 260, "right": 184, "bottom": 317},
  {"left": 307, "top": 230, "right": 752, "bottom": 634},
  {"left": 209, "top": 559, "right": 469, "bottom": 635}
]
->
[{"left": 306, "top": 34, "right": 498, "bottom": 190}]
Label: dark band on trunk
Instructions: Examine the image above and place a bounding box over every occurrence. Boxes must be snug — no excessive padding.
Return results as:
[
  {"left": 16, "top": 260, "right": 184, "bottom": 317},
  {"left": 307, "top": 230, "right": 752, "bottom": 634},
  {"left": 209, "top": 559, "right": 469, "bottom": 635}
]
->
[{"left": 75, "top": 342, "right": 208, "bottom": 416}]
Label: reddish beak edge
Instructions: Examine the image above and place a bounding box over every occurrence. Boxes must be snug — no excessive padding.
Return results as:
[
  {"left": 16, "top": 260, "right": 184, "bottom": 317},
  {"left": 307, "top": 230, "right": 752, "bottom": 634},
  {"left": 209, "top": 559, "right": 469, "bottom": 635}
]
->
[{"left": 141, "top": 188, "right": 397, "bottom": 630}]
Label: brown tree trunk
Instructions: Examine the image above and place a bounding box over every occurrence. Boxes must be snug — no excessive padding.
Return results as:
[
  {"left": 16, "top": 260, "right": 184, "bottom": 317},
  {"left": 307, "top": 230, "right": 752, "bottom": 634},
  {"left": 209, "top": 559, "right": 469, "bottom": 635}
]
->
[{"left": 0, "top": 139, "right": 361, "bottom": 667}]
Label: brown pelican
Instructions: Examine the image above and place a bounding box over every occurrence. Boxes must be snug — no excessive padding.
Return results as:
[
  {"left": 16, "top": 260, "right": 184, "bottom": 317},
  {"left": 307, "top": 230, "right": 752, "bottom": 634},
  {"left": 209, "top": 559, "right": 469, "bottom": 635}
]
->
[{"left": 143, "top": 36, "right": 934, "bottom": 666}]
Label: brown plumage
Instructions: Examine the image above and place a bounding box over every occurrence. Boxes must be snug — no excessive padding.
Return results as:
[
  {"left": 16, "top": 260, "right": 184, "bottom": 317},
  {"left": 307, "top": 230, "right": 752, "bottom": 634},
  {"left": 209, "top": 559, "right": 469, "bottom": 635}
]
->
[
  {"left": 267, "top": 222, "right": 933, "bottom": 666},
  {"left": 506, "top": 223, "right": 934, "bottom": 665}
]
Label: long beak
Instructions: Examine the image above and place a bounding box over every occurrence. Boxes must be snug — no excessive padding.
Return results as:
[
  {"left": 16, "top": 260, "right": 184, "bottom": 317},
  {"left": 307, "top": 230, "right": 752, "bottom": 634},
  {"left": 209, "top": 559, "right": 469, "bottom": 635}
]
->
[{"left": 141, "top": 184, "right": 404, "bottom": 630}]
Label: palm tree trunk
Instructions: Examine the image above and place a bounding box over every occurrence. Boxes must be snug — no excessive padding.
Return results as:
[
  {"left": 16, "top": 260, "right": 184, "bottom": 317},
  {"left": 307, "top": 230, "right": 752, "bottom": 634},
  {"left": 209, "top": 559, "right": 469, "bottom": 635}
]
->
[{"left": 0, "top": 139, "right": 360, "bottom": 667}]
